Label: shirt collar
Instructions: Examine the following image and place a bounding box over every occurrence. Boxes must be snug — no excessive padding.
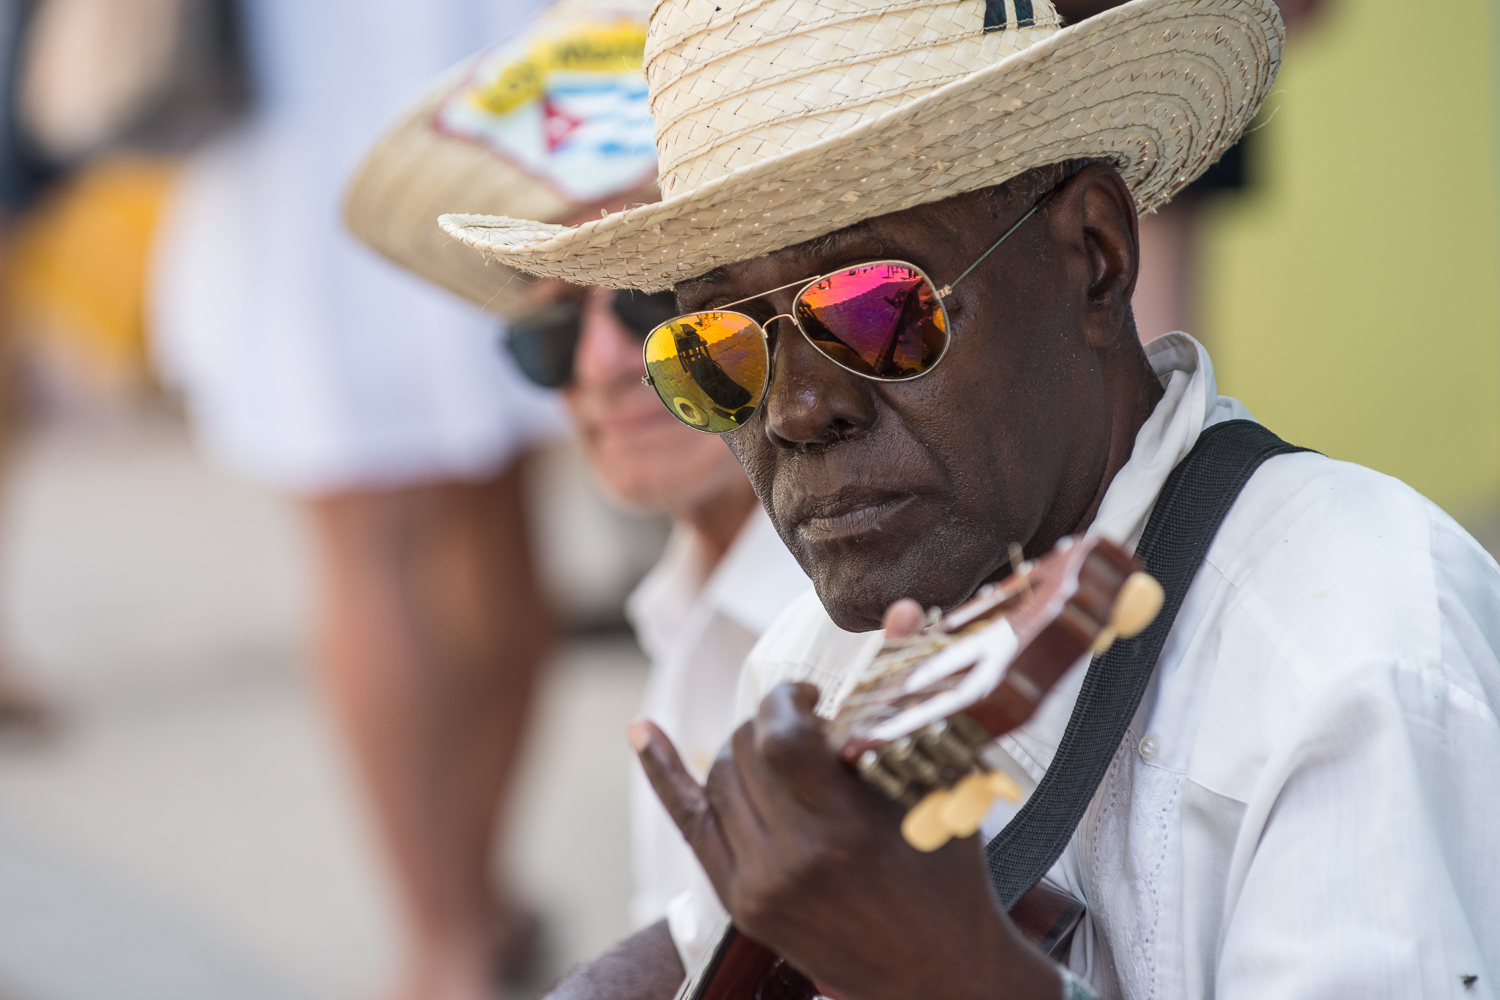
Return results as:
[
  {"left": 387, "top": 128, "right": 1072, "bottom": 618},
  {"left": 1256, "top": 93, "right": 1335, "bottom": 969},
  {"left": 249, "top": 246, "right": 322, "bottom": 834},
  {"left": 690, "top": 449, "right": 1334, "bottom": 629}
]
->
[
  {"left": 626, "top": 523, "right": 707, "bottom": 664},
  {"left": 1089, "top": 332, "right": 1254, "bottom": 552},
  {"left": 626, "top": 504, "right": 810, "bottom": 660},
  {"left": 701, "top": 506, "right": 809, "bottom": 635}
]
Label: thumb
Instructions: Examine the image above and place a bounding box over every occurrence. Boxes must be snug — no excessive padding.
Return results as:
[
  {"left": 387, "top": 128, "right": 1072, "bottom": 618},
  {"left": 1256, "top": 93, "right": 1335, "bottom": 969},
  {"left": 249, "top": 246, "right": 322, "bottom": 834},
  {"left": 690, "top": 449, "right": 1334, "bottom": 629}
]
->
[{"left": 882, "top": 598, "right": 925, "bottom": 639}]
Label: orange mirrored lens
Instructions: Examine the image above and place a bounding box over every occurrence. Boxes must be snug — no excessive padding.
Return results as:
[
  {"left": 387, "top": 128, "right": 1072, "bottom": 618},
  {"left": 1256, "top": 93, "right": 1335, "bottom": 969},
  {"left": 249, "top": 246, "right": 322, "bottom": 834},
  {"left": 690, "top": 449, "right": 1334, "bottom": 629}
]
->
[
  {"left": 793, "top": 263, "right": 947, "bottom": 378},
  {"left": 643, "top": 312, "right": 768, "bottom": 433}
]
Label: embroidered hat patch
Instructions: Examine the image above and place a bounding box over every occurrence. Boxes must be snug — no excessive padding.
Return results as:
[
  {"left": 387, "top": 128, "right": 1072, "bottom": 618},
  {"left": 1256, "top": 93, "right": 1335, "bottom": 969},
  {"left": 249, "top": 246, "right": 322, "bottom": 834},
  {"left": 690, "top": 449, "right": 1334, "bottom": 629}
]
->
[{"left": 434, "top": 15, "right": 656, "bottom": 204}]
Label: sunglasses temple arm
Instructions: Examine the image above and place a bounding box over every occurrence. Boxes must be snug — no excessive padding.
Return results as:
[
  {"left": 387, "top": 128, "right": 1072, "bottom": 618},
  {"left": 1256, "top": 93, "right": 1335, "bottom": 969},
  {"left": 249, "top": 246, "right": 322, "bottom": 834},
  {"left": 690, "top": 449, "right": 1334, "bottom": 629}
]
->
[
  {"left": 935, "top": 194, "right": 1051, "bottom": 299},
  {"left": 717, "top": 274, "right": 827, "bottom": 312}
]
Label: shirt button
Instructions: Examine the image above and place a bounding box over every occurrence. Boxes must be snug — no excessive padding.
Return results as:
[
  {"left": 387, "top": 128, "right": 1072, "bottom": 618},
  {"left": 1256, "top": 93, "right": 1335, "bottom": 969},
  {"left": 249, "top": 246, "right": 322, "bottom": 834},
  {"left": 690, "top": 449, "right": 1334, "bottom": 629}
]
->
[{"left": 1138, "top": 734, "right": 1160, "bottom": 761}]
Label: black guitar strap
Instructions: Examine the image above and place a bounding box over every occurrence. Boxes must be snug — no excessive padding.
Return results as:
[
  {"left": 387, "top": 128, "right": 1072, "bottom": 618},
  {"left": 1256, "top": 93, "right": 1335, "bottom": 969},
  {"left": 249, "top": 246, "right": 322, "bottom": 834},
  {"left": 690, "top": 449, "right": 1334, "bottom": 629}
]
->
[{"left": 985, "top": 419, "right": 1310, "bottom": 909}]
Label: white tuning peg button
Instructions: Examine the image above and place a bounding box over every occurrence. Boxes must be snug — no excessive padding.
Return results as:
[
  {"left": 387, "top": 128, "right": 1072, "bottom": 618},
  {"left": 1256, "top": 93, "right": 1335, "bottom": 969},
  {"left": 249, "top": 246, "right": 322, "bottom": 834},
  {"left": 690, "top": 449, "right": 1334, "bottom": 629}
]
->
[
  {"left": 986, "top": 769, "right": 1024, "bottom": 802},
  {"left": 1111, "top": 572, "right": 1164, "bottom": 639},
  {"left": 935, "top": 768, "right": 1029, "bottom": 843},
  {"left": 902, "top": 788, "right": 956, "bottom": 852},
  {"left": 941, "top": 773, "right": 997, "bottom": 838}
]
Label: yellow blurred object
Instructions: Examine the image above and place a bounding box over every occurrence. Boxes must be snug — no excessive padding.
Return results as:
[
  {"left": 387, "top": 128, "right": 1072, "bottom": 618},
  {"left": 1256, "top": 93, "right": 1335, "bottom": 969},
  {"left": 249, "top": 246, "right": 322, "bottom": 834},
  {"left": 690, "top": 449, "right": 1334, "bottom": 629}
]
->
[
  {"left": 1202, "top": 0, "right": 1500, "bottom": 515},
  {"left": 4, "top": 156, "right": 177, "bottom": 402}
]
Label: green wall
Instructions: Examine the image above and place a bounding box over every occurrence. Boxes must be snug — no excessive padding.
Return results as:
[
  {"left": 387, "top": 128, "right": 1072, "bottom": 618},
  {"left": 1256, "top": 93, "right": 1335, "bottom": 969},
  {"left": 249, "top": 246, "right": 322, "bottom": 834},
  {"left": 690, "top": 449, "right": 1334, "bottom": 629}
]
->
[{"left": 1201, "top": 0, "right": 1500, "bottom": 514}]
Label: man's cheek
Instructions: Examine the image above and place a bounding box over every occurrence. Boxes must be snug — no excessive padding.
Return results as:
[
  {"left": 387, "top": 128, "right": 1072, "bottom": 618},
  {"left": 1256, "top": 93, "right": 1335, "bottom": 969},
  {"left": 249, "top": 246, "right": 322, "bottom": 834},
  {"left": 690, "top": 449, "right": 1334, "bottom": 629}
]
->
[{"left": 724, "top": 433, "right": 772, "bottom": 495}]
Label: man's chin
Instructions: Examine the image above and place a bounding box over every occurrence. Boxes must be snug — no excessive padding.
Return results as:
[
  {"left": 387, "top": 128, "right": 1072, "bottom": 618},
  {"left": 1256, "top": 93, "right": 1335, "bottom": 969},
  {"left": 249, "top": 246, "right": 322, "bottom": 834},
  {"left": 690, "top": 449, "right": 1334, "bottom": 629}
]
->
[{"left": 807, "top": 551, "right": 987, "bottom": 633}]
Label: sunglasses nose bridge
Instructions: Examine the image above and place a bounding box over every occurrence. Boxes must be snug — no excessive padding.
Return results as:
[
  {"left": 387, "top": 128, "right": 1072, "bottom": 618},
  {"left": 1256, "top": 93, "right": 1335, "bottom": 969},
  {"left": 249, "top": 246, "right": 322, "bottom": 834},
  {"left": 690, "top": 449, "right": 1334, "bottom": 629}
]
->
[
  {"left": 758, "top": 313, "right": 880, "bottom": 449},
  {"left": 763, "top": 312, "right": 797, "bottom": 333},
  {"left": 761, "top": 311, "right": 818, "bottom": 374}
]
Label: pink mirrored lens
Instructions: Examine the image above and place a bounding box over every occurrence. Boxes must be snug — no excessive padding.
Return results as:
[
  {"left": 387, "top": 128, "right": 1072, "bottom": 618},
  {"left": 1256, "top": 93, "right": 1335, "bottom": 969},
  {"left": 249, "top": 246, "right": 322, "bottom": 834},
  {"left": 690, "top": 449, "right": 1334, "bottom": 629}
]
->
[{"left": 793, "top": 263, "right": 947, "bottom": 378}]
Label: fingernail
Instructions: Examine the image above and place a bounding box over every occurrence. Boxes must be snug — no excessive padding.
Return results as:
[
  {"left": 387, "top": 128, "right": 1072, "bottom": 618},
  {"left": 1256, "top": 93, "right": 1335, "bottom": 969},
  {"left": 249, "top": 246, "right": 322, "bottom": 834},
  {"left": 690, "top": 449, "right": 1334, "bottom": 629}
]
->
[{"left": 627, "top": 719, "right": 651, "bottom": 753}]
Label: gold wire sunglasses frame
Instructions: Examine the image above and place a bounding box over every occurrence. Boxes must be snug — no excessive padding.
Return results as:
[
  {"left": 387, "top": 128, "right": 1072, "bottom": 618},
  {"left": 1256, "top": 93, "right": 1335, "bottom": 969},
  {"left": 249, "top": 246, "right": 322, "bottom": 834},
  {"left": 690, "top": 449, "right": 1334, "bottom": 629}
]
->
[{"left": 640, "top": 183, "right": 1060, "bottom": 432}]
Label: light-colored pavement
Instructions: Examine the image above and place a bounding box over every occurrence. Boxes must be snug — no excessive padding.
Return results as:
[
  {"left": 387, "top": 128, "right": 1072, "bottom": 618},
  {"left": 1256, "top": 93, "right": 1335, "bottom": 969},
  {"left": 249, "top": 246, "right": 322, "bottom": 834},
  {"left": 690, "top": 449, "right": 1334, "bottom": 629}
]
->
[{"left": 0, "top": 420, "right": 655, "bottom": 1000}]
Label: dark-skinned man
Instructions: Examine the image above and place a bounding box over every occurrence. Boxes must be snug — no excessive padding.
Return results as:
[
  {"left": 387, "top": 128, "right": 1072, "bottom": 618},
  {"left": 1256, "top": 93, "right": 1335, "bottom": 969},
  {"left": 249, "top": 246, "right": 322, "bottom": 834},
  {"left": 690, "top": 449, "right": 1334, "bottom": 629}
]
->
[{"left": 438, "top": 0, "right": 1500, "bottom": 996}]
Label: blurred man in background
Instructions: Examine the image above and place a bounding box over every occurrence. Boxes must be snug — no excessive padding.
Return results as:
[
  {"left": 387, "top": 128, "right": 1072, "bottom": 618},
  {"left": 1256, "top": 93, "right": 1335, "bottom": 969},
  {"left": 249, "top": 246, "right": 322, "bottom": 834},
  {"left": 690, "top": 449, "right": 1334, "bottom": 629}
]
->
[
  {"left": 508, "top": 282, "right": 812, "bottom": 949},
  {"left": 343, "top": 1, "right": 811, "bottom": 978},
  {"left": 149, "top": 2, "right": 564, "bottom": 998}
]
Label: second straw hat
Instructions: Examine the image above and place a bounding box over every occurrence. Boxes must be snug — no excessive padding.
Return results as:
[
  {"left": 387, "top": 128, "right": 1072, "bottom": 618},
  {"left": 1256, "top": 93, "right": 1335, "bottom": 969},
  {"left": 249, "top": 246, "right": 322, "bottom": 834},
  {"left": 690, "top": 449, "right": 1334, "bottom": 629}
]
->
[{"left": 345, "top": 0, "right": 659, "bottom": 318}]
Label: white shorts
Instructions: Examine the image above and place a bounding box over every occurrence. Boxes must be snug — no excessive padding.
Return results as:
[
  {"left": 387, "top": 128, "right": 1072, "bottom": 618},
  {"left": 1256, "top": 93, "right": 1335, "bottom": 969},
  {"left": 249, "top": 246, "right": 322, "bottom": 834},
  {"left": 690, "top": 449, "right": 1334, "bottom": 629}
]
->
[
  {"left": 148, "top": 0, "right": 562, "bottom": 494},
  {"left": 150, "top": 126, "right": 563, "bottom": 495}
]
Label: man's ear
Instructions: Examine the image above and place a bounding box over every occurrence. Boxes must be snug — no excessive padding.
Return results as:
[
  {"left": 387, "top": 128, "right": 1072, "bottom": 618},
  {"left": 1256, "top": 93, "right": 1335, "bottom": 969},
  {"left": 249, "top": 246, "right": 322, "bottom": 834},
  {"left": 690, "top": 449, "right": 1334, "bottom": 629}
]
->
[{"left": 1073, "top": 164, "right": 1140, "bottom": 351}]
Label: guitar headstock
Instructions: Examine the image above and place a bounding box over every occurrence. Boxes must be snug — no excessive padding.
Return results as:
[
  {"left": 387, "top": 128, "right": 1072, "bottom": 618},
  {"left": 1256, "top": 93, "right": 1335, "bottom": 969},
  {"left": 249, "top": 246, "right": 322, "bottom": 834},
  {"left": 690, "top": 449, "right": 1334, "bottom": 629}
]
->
[{"left": 827, "top": 535, "right": 1162, "bottom": 852}]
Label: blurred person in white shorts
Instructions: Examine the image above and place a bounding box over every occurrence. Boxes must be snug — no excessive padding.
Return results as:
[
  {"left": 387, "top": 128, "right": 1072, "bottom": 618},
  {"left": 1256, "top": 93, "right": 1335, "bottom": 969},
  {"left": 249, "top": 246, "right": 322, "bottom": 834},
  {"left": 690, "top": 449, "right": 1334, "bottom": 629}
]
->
[
  {"left": 342, "top": 0, "right": 811, "bottom": 982},
  {"left": 150, "top": 1, "right": 566, "bottom": 998}
]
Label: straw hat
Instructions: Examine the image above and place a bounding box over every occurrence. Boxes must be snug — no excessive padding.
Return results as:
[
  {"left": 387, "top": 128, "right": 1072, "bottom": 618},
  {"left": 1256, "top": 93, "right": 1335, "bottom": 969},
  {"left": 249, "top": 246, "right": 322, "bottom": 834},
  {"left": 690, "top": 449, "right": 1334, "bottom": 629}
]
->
[
  {"left": 344, "top": 0, "right": 659, "bottom": 317},
  {"left": 437, "top": 0, "right": 1282, "bottom": 292}
]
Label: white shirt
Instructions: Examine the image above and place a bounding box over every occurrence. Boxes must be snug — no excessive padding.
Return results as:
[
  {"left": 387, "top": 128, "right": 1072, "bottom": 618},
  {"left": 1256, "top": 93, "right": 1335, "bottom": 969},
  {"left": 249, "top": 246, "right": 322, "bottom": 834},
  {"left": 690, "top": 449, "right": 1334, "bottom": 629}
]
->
[
  {"left": 671, "top": 333, "right": 1500, "bottom": 999},
  {"left": 625, "top": 506, "right": 812, "bottom": 934}
]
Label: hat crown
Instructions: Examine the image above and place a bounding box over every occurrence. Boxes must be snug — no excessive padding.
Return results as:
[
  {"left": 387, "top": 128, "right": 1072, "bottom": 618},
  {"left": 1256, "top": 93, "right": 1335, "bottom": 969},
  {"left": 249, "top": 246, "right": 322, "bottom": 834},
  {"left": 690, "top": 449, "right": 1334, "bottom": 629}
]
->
[{"left": 644, "top": 0, "right": 1061, "bottom": 198}]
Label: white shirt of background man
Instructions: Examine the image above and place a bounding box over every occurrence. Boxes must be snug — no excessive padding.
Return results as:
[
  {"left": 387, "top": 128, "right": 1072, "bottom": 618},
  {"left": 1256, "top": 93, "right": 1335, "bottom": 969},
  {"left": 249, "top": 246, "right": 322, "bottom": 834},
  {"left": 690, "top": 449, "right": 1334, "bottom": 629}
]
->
[
  {"left": 670, "top": 333, "right": 1500, "bottom": 998},
  {"left": 625, "top": 505, "right": 812, "bottom": 935}
]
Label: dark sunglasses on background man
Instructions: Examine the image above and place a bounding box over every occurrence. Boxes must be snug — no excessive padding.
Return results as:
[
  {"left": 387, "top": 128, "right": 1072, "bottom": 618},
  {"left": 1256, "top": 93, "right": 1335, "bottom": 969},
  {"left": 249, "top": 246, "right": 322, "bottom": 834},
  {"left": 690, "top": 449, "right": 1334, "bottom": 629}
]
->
[
  {"left": 504, "top": 289, "right": 680, "bottom": 389},
  {"left": 640, "top": 183, "right": 1061, "bottom": 433}
]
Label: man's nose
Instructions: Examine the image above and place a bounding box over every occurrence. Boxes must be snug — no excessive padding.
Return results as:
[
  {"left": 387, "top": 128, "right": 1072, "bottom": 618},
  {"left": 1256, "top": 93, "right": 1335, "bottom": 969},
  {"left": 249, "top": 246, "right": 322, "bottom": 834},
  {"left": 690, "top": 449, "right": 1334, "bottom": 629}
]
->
[
  {"left": 573, "top": 294, "right": 641, "bottom": 388},
  {"left": 761, "top": 318, "right": 877, "bottom": 448}
]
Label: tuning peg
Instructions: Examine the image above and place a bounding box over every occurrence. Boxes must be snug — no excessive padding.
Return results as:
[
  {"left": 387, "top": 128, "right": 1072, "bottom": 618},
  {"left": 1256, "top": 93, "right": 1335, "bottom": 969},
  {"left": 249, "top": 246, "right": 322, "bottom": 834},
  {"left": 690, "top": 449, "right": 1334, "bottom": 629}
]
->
[
  {"left": 1111, "top": 571, "right": 1164, "bottom": 638},
  {"left": 939, "top": 765, "right": 1029, "bottom": 838},
  {"left": 884, "top": 736, "right": 942, "bottom": 786},
  {"left": 901, "top": 787, "right": 956, "bottom": 852},
  {"left": 905, "top": 765, "right": 1031, "bottom": 852},
  {"left": 857, "top": 749, "right": 909, "bottom": 802},
  {"left": 917, "top": 721, "right": 977, "bottom": 771},
  {"left": 986, "top": 768, "right": 1023, "bottom": 802},
  {"left": 1091, "top": 571, "right": 1165, "bottom": 655},
  {"left": 941, "top": 772, "right": 997, "bottom": 838}
]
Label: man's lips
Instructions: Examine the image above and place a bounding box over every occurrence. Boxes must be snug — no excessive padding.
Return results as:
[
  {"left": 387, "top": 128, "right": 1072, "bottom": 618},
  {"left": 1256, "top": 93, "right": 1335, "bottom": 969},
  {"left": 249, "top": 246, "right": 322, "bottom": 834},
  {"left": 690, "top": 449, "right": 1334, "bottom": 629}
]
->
[{"left": 796, "top": 492, "right": 915, "bottom": 543}]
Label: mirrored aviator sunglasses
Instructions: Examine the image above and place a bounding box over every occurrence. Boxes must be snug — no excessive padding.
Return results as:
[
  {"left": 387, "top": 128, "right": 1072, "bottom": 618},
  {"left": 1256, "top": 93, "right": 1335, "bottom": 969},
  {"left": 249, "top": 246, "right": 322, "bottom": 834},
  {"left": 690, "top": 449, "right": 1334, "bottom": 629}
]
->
[
  {"left": 641, "top": 261, "right": 949, "bottom": 433},
  {"left": 505, "top": 289, "right": 681, "bottom": 389}
]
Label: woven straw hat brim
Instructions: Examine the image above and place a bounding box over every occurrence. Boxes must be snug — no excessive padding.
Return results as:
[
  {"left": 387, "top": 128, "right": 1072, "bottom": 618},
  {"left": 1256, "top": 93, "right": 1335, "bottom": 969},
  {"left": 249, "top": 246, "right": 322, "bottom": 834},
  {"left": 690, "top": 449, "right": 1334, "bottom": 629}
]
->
[
  {"left": 344, "top": 32, "right": 657, "bottom": 317},
  {"left": 439, "top": 0, "right": 1280, "bottom": 292}
]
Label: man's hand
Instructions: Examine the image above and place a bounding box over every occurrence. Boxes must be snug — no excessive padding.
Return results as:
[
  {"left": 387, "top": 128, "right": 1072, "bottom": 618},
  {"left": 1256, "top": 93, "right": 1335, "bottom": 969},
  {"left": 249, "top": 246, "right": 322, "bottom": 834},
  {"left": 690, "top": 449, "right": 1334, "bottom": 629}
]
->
[{"left": 630, "top": 602, "right": 1060, "bottom": 1000}]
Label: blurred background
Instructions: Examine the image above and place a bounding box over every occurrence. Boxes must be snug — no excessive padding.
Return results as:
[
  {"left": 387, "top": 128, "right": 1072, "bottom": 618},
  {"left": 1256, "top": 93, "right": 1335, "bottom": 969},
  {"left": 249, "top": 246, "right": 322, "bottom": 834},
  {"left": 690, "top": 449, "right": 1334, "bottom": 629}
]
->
[{"left": 0, "top": 0, "right": 1491, "bottom": 998}]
